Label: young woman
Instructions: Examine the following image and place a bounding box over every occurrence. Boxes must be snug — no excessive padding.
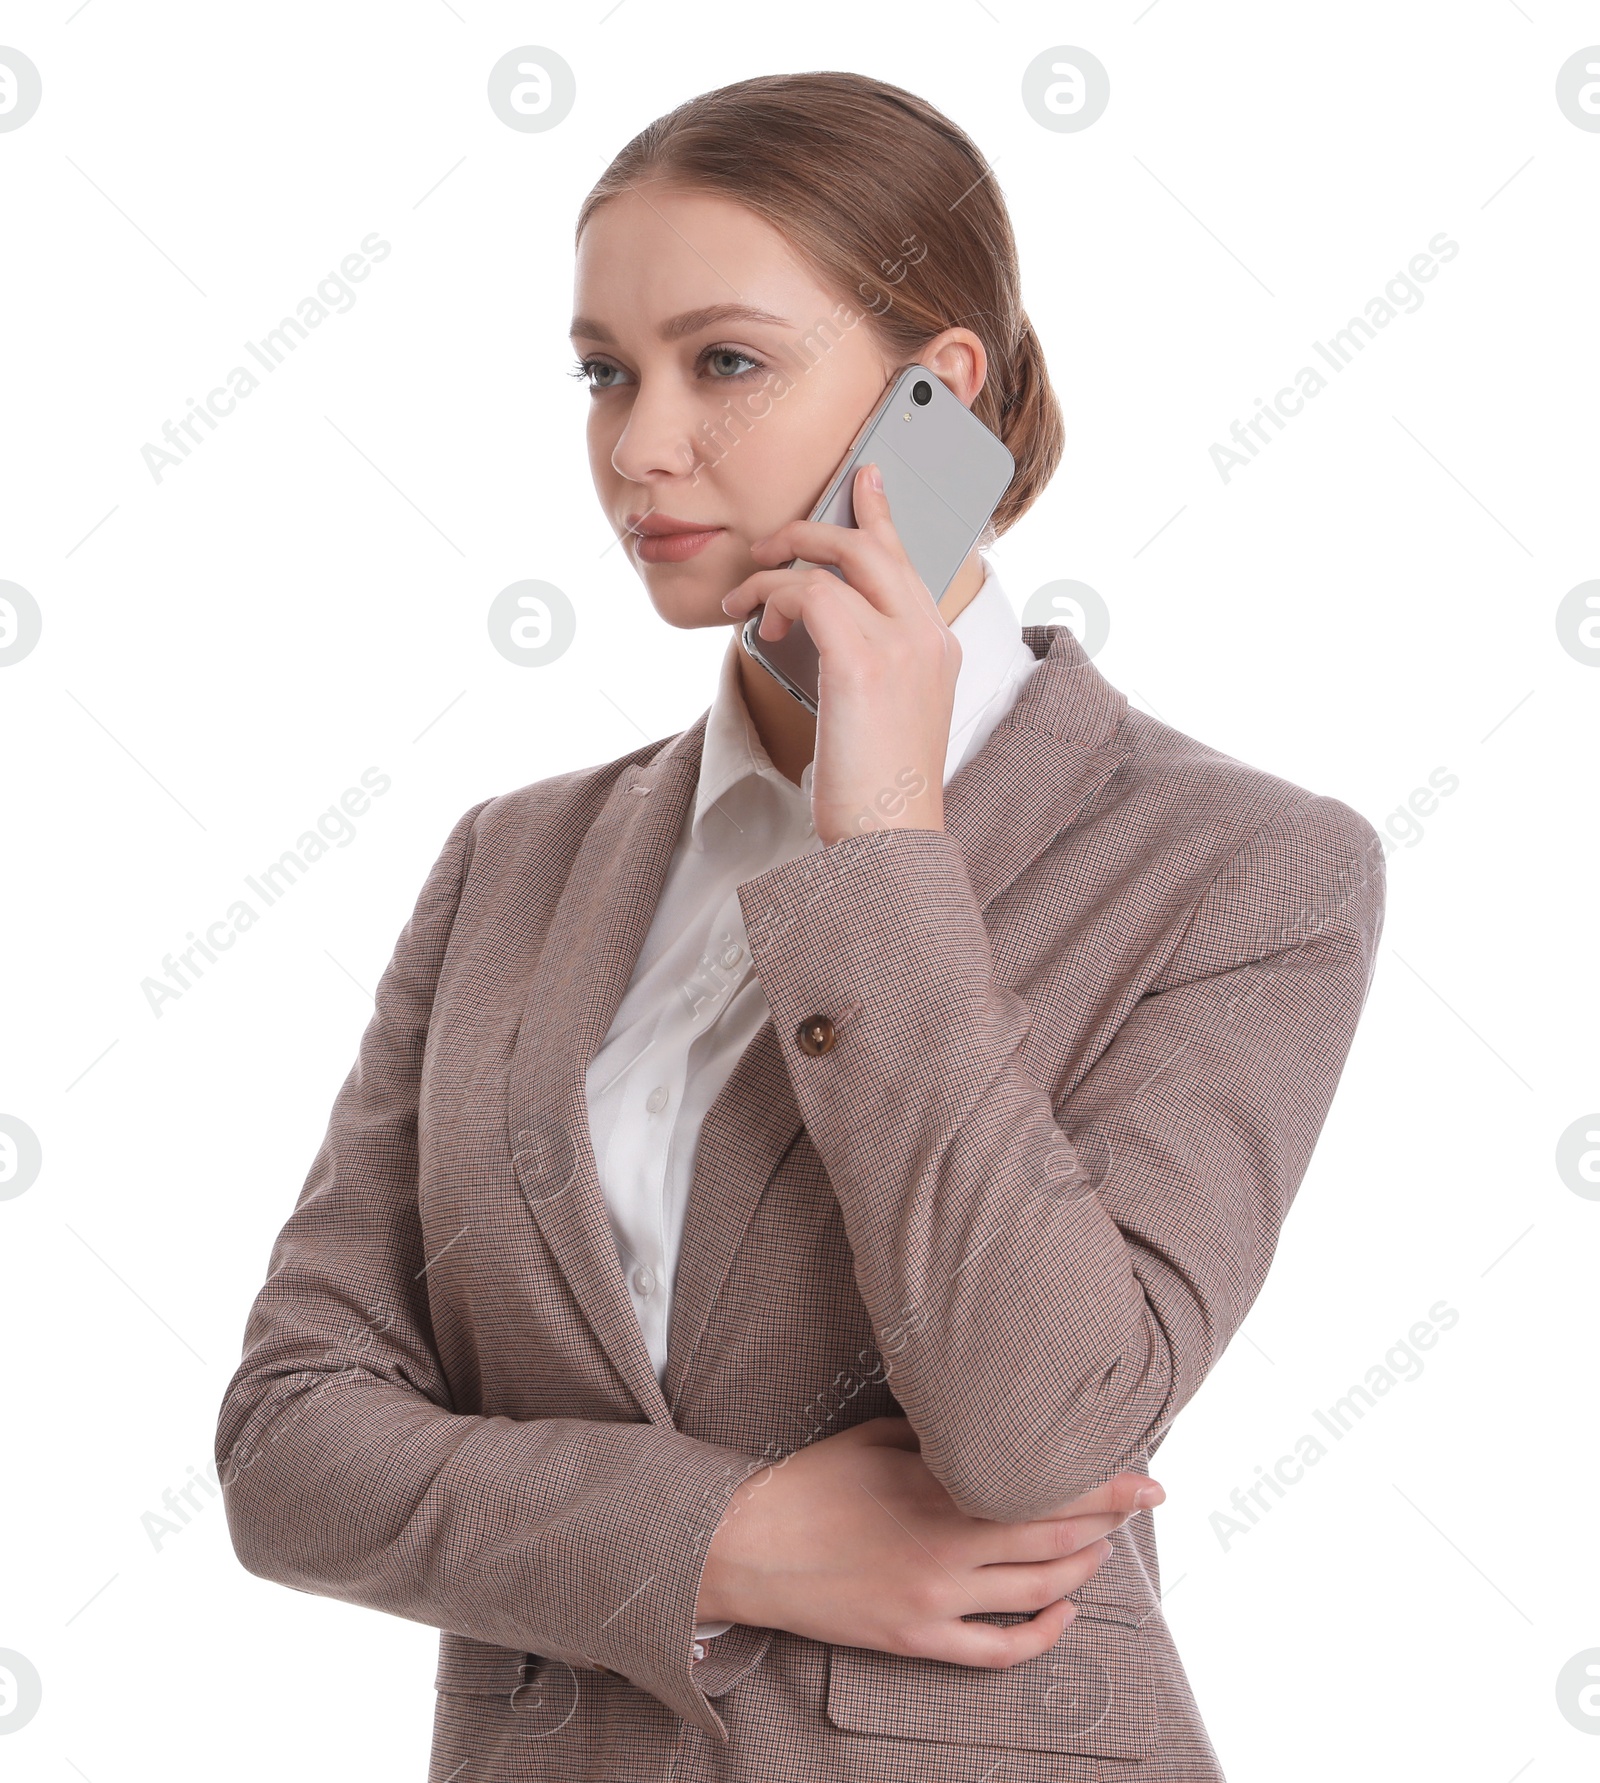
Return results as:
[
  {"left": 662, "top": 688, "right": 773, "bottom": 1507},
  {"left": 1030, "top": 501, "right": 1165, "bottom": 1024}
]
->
[{"left": 217, "top": 71, "right": 1386, "bottom": 1783}]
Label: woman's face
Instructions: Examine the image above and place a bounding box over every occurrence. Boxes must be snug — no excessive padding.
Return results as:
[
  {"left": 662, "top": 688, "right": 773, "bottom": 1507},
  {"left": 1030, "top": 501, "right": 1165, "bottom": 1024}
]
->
[{"left": 570, "top": 183, "right": 902, "bottom": 631}]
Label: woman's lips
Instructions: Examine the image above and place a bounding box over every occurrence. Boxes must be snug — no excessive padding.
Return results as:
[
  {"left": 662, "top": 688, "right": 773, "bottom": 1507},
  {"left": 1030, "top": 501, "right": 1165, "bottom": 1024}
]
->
[{"left": 633, "top": 526, "right": 725, "bottom": 564}]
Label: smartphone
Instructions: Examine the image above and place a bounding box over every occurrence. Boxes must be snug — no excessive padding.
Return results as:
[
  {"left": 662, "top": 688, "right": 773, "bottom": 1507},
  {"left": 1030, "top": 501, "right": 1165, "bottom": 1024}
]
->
[{"left": 740, "top": 363, "right": 1015, "bottom": 715}]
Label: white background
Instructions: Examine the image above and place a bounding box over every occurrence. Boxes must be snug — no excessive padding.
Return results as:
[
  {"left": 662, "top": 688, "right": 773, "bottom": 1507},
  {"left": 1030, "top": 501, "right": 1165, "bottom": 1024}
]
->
[{"left": 1, "top": 3, "right": 1596, "bottom": 1778}]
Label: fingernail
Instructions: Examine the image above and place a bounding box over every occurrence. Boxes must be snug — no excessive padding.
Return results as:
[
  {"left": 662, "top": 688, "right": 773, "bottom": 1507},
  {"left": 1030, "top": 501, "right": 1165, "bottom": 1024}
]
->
[
  {"left": 1135, "top": 1487, "right": 1163, "bottom": 1508},
  {"left": 866, "top": 462, "right": 883, "bottom": 491}
]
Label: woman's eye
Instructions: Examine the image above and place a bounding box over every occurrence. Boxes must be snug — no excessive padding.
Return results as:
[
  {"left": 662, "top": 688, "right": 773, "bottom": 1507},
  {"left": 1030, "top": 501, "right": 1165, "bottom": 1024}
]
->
[
  {"left": 570, "top": 357, "right": 626, "bottom": 391},
  {"left": 704, "top": 346, "right": 762, "bottom": 379},
  {"left": 568, "top": 346, "right": 764, "bottom": 391}
]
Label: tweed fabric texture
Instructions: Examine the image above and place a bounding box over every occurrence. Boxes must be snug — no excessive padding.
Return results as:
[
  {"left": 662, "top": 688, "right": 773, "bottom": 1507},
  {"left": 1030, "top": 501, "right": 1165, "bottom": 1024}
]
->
[{"left": 215, "top": 618, "right": 1386, "bottom": 1780}]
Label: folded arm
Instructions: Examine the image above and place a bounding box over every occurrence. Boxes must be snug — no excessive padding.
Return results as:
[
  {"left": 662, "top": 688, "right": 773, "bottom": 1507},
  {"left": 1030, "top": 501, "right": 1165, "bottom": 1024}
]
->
[
  {"left": 215, "top": 800, "right": 771, "bottom": 1742},
  {"left": 737, "top": 792, "right": 1386, "bottom": 1523}
]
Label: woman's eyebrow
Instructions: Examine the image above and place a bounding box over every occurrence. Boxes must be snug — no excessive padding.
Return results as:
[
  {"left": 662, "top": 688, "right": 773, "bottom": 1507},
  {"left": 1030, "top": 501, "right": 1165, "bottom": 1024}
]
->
[{"left": 568, "top": 302, "right": 794, "bottom": 345}]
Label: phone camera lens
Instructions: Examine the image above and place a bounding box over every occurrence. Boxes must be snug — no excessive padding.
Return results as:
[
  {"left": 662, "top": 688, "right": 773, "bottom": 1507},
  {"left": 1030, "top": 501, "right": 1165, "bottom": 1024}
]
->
[{"left": 911, "top": 379, "right": 932, "bottom": 406}]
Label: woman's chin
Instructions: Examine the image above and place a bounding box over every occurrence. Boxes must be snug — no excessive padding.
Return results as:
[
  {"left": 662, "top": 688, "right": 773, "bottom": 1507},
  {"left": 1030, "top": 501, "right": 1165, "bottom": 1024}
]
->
[{"left": 638, "top": 581, "right": 744, "bottom": 633}]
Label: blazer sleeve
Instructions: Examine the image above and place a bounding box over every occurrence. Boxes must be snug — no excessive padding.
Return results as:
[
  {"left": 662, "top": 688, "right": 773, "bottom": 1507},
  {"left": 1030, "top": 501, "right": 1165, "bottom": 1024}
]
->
[
  {"left": 737, "top": 790, "right": 1386, "bottom": 1525},
  {"left": 214, "top": 798, "right": 775, "bottom": 1743}
]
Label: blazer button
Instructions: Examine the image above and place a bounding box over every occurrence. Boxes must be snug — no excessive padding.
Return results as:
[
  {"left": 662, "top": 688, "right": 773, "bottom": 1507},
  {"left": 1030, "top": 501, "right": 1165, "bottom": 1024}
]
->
[{"left": 796, "top": 1014, "right": 836, "bottom": 1056}]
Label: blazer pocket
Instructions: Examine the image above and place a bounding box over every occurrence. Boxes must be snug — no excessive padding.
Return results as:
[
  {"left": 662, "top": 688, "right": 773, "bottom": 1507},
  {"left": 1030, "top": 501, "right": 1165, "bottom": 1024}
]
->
[
  {"left": 434, "top": 1630, "right": 538, "bottom": 1698},
  {"left": 824, "top": 1601, "right": 1158, "bottom": 1760}
]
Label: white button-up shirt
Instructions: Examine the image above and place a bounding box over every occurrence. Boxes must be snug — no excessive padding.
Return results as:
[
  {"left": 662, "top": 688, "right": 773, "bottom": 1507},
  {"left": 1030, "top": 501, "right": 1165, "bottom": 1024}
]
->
[{"left": 583, "top": 555, "right": 1042, "bottom": 1639}]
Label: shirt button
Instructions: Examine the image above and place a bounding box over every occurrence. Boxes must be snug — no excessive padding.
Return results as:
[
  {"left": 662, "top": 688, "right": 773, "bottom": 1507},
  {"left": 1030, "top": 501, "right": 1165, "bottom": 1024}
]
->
[
  {"left": 796, "top": 1015, "right": 836, "bottom": 1056},
  {"left": 719, "top": 943, "right": 743, "bottom": 969},
  {"left": 645, "top": 1084, "right": 669, "bottom": 1113},
  {"left": 632, "top": 1265, "right": 656, "bottom": 1296},
  {"left": 692, "top": 1641, "right": 707, "bottom": 1662}
]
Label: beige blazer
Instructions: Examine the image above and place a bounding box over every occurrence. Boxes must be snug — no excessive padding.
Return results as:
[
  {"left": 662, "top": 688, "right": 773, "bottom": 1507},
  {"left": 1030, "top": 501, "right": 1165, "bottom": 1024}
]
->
[{"left": 215, "top": 619, "right": 1386, "bottom": 1782}]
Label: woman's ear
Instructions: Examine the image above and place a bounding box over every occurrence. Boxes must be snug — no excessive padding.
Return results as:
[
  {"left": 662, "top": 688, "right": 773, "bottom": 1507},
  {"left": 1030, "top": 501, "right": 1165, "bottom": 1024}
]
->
[{"left": 914, "top": 329, "right": 989, "bottom": 409}]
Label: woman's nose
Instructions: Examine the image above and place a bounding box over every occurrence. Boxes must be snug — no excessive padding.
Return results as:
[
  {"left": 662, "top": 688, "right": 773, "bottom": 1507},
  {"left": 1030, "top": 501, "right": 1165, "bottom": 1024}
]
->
[{"left": 608, "top": 386, "right": 706, "bottom": 486}]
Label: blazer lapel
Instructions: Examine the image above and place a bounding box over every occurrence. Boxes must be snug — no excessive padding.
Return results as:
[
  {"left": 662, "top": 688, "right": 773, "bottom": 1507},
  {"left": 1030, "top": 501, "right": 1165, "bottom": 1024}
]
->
[
  {"left": 504, "top": 723, "right": 709, "bottom": 1427},
  {"left": 663, "top": 621, "right": 1133, "bottom": 1412}
]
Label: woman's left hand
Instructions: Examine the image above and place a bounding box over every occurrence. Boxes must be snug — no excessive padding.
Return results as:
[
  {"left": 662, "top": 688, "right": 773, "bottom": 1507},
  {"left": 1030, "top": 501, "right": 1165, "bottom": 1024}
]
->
[{"left": 721, "top": 462, "right": 960, "bottom": 848}]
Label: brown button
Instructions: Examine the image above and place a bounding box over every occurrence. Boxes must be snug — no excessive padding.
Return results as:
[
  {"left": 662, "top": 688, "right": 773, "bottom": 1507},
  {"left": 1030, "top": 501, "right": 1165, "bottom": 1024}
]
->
[{"left": 796, "top": 1015, "right": 836, "bottom": 1056}]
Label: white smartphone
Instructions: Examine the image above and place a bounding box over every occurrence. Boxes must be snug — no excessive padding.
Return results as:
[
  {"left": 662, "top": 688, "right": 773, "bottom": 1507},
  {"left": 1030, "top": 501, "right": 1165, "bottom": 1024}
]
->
[{"left": 740, "top": 363, "right": 1015, "bottom": 715}]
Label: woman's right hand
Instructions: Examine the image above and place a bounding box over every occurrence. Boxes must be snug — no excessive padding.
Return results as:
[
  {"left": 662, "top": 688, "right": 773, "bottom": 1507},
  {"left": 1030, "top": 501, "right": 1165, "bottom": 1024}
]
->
[{"left": 696, "top": 1415, "right": 1164, "bottom": 1668}]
